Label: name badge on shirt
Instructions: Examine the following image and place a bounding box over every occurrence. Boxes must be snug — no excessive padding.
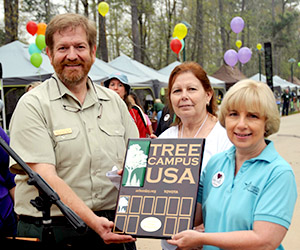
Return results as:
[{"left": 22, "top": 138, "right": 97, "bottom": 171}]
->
[
  {"left": 212, "top": 171, "right": 225, "bottom": 187},
  {"left": 53, "top": 128, "right": 72, "bottom": 136}
]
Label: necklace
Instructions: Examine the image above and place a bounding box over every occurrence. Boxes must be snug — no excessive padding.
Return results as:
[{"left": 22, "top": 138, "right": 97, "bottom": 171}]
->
[{"left": 180, "top": 113, "right": 209, "bottom": 138}]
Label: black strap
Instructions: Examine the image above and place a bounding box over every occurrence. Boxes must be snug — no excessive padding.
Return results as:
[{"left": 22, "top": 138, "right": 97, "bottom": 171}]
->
[{"left": 132, "top": 106, "right": 147, "bottom": 128}]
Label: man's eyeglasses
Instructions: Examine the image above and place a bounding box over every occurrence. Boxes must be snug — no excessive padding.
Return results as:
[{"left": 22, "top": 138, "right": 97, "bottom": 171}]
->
[
  {"left": 62, "top": 101, "right": 103, "bottom": 119},
  {"left": 53, "top": 76, "right": 103, "bottom": 119}
]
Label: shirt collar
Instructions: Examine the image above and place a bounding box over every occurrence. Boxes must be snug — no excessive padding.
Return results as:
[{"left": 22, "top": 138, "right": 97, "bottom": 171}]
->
[
  {"left": 49, "top": 73, "right": 96, "bottom": 100},
  {"left": 225, "top": 139, "right": 276, "bottom": 164}
]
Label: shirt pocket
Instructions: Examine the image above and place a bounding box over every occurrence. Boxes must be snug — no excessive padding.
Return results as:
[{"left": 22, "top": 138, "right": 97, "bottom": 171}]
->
[
  {"left": 53, "top": 126, "right": 82, "bottom": 168},
  {"left": 98, "top": 123, "right": 125, "bottom": 137},
  {"left": 98, "top": 123, "right": 126, "bottom": 165}
]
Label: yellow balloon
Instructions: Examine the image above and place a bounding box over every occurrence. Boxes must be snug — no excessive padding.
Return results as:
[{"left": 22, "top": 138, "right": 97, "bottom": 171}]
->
[
  {"left": 98, "top": 2, "right": 109, "bottom": 17},
  {"left": 173, "top": 23, "right": 188, "bottom": 40},
  {"left": 256, "top": 43, "right": 262, "bottom": 50},
  {"left": 235, "top": 40, "right": 242, "bottom": 49}
]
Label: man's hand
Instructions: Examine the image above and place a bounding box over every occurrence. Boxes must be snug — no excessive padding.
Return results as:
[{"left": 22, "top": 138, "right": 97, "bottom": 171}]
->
[{"left": 96, "top": 216, "right": 136, "bottom": 244}]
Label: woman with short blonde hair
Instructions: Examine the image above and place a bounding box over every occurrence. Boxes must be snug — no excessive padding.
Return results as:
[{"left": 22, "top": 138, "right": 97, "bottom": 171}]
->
[{"left": 219, "top": 79, "right": 280, "bottom": 137}]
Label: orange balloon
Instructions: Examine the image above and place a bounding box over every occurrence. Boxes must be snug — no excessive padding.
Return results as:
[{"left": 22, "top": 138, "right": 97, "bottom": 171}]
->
[{"left": 37, "top": 23, "right": 47, "bottom": 35}]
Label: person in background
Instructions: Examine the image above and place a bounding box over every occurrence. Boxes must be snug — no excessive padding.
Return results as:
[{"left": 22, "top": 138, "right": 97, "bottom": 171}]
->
[
  {"left": 128, "top": 92, "right": 153, "bottom": 136},
  {"left": 103, "top": 72, "right": 132, "bottom": 108},
  {"left": 9, "top": 13, "right": 138, "bottom": 249},
  {"left": 0, "top": 127, "right": 17, "bottom": 237},
  {"left": 159, "top": 61, "right": 232, "bottom": 250},
  {"left": 24, "top": 81, "right": 42, "bottom": 92},
  {"left": 154, "top": 103, "right": 175, "bottom": 137},
  {"left": 104, "top": 73, "right": 150, "bottom": 138},
  {"left": 151, "top": 98, "right": 164, "bottom": 128},
  {"left": 281, "top": 88, "right": 291, "bottom": 116},
  {"left": 167, "top": 79, "right": 297, "bottom": 250}
]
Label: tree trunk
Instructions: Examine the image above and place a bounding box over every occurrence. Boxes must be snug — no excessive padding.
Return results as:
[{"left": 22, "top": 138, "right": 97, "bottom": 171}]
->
[
  {"left": 81, "top": 0, "right": 89, "bottom": 17},
  {"left": 4, "top": 0, "right": 18, "bottom": 44},
  {"left": 44, "top": 0, "right": 51, "bottom": 23},
  {"left": 75, "top": 0, "right": 79, "bottom": 14},
  {"left": 91, "top": 0, "right": 97, "bottom": 23},
  {"left": 165, "top": 0, "right": 176, "bottom": 64},
  {"left": 195, "top": 0, "right": 203, "bottom": 65},
  {"left": 218, "top": 0, "right": 226, "bottom": 55},
  {"left": 131, "top": 0, "right": 142, "bottom": 62},
  {"left": 97, "top": 0, "right": 108, "bottom": 62}
]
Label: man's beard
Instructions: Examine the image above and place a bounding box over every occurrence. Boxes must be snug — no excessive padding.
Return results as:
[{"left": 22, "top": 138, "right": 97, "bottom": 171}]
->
[{"left": 53, "top": 58, "right": 93, "bottom": 86}]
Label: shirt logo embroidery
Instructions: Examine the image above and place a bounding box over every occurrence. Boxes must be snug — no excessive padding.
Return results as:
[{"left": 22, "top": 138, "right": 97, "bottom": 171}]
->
[
  {"left": 244, "top": 182, "right": 260, "bottom": 195},
  {"left": 212, "top": 171, "right": 225, "bottom": 187}
]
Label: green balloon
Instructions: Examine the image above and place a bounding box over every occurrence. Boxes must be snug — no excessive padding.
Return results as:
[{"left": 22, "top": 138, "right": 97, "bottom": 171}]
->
[
  {"left": 35, "top": 34, "right": 46, "bottom": 50},
  {"left": 30, "top": 53, "right": 43, "bottom": 68},
  {"left": 298, "top": 62, "right": 300, "bottom": 67}
]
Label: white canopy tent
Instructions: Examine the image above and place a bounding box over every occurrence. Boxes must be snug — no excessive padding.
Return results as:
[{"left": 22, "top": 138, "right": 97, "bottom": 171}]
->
[
  {"left": 109, "top": 54, "right": 169, "bottom": 85},
  {"left": 250, "top": 73, "right": 299, "bottom": 95},
  {"left": 90, "top": 58, "right": 153, "bottom": 88},
  {"left": 273, "top": 75, "right": 299, "bottom": 93},
  {"left": 158, "top": 61, "right": 227, "bottom": 93},
  {"left": 108, "top": 54, "right": 170, "bottom": 98}
]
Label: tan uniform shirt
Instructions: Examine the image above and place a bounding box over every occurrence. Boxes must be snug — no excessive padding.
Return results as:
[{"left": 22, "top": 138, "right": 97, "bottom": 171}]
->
[{"left": 9, "top": 74, "right": 139, "bottom": 217}]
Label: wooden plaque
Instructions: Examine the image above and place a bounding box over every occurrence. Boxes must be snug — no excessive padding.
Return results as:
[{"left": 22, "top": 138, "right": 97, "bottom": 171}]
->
[{"left": 113, "top": 138, "right": 205, "bottom": 239}]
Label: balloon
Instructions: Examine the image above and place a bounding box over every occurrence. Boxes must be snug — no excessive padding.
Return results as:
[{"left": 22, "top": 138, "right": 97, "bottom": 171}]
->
[
  {"left": 170, "top": 38, "right": 182, "bottom": 54},
  {"left": 230, "top": 16, "right": 244, "bottom": 34},
  {"left": 26, "top": 21, "right": 38, "bottom": 36},
  {"left": 36, "top": 35, "right": 46, "bottom": 50},
  {"left": 238, "top": 47, "right": 252, "bottom": 64},
  {"left": 173, "top": 23, "right": 188, "bottom": 40},
  {"left": 28, "top": 43, "right": 41, "bottom": 55},
  {"left": 298, "top": 62, "right": 300, "bottom": 67},
  {"left": 224, "top": 49, "right": 238, "bottom": 67},
  {"left": 98, "top": 2, "right": 109, "bottom": 16},
  {"left": 235, "top": 40, "right": 242, "bottom": 49},
  {"left": 180, "top": 39, "right": 185, "bottom": 52},
  {"left": 37, "top": 22, "right": 47, "bottom": 35},
  {"left": 30, "top": 53, "right": 43, "bottom": 68},
  {"left": 256, "top": 43, "right": 262, "bottom": 50}
]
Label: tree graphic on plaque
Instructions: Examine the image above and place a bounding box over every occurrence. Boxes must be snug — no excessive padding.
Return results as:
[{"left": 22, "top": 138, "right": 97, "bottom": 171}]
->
[{"left": 122, "top": 140, "right": 150, "bottom": 187}]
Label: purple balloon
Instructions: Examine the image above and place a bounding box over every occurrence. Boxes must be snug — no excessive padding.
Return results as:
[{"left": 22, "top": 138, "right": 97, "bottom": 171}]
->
[
  {"left": 230, "top": 17, "right": 244, "bottom": 34},
  {"left": 238, "top": 47, "right": 252, "bottom": 64},
  {"left": 224, "top": 49, "right": 238, "bottom": 67}
]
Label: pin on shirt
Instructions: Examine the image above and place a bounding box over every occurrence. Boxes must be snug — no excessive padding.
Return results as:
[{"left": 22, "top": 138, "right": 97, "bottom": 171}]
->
[{"left": 212, "top": 171, "right": 225, "bottom": 187}]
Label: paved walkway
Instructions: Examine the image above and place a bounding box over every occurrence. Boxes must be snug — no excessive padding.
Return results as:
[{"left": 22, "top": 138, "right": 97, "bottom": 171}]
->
[{"left": 136, "top": 113, "right": 300, "bottom": 250}]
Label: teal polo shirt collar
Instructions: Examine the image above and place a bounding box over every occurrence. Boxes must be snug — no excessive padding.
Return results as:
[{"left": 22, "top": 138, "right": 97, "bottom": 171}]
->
[{"left": 225, "top": 139, "right": 276, "bottom": 166}]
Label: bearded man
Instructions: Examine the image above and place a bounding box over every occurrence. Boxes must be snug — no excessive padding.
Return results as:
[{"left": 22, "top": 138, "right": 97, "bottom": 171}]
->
[{"left": 9, "top": 13, "right": 138, "bottom": 249}]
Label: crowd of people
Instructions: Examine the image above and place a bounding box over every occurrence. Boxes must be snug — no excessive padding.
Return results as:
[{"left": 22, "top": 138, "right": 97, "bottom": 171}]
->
[{"left": 0, "top": 12, "right": 297, "bottom": 250}]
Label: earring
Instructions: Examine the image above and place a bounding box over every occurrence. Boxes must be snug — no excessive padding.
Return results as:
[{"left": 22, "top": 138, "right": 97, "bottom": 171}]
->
[{"left": 206, "top": 101, "right": 210, "bottom": 106}]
